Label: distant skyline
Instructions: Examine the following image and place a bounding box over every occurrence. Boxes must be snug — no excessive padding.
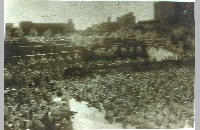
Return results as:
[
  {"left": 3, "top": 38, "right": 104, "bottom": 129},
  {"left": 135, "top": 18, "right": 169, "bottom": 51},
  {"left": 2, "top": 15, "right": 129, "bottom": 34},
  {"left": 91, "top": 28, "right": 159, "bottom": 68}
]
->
[{"left": 5, "top": 0, "right": 155, "bottom": 30}]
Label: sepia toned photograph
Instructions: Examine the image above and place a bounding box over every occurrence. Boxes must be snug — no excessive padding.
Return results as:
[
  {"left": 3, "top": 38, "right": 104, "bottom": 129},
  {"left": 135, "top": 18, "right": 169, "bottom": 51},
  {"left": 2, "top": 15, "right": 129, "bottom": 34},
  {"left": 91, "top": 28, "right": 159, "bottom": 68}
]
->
[{"left": 4, "top": 0, "right": 195, "bottom": 130}]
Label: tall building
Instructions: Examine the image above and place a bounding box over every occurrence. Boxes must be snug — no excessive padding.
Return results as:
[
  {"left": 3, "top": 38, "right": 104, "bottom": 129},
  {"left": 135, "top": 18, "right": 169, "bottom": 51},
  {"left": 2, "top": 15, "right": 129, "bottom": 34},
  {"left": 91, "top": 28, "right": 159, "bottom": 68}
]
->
[
  {"left": 154, "top": 2, "right": 194, "bottom": 22},
  {"left": 154, "top": 2, "right": 176, "bottom": 20}
]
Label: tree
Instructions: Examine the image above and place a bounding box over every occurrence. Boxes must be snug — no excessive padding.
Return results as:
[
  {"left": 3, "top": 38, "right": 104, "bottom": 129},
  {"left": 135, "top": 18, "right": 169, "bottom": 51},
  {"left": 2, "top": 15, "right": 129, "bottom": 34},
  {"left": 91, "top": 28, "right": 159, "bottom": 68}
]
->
[
  {"left": 29, "top": 28, "right": 38, "bottom": 37},
  {"left": 107, "top": 16, "right": 112, "bottom": 23},
  {"left": 15, "top": 28, "right": 24, "bottom": 37},
  {"left": 65, "top": 19, "right": 75, "bottom": 34},
  {"left": 43, "top": 28, "right": 53, "bottom": 38},
  {"left": 172, "top": 27, "right": 187, "bottom": 37},
  {"left": 6, "top": 30, "right": 11, "bottom": 39}
]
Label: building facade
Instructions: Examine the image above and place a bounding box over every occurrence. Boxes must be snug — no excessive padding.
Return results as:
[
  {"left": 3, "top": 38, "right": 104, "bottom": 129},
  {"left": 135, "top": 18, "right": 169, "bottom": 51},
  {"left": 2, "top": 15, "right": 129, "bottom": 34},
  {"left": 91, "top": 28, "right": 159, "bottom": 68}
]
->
[
  {"left": 116, "top": 12, "right": 136, "bottom": 28},
  {"left": 5, "top": 23, "right": 14, "bottom": 38},
  {"left": 154, "top": 2, "right": 176, "bottom": 20},
  {"left": 19, "top": 20, "right": 75, "bottom": 36},
  {"left": 154, "top": 2, "right": 194, "bottom": 22}
]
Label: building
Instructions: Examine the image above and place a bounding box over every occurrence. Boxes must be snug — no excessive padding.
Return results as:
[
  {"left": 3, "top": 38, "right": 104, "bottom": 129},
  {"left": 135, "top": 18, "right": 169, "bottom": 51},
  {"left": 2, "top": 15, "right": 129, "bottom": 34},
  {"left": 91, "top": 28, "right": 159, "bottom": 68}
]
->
[
  {"left": 116, "top": 12, "right": 136, "bottom": 28},
  {"left": 154, "top": 2, "right": 194, "bottom": 22},
  {"left": 19, "top": 21, "right": 35, "bottom": 35},
  {"left": 5, "top": 23, "right": 14, "bottom": 38},
  {"left": 19, "top": 20, "right": 75, "bottom": 36},
  {"left": 6, "top": 23, "right": 14, "bottom": 29},
  {"left": 137, "top": 20, "right": 160, "bottom": 29},
  {"left": 154, "top": 2, "right": 176, "bottom": 20}
]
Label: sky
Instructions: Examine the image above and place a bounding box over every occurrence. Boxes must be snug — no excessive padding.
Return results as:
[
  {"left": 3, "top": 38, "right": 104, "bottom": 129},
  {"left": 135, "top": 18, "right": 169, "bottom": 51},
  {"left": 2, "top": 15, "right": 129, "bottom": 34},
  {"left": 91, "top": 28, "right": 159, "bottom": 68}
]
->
[{"left": 5, "top": 0, "right": 155, "bottom": 30}]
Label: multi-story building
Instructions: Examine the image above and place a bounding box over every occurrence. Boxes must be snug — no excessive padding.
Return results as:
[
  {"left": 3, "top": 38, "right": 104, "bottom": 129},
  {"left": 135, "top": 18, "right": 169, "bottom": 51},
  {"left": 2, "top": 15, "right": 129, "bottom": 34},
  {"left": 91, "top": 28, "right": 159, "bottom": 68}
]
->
[
  {"left": 19, "top": 20, "right": 75, "bottom": 36},
  {"left": 154, "top": 2, "right": 176, "bottom": 20},
  {"left": 5, "top": 23, "right": 14, "bottom": 38},
  {"left": 154, "top": 2, "right": 194, "bottom": 22},
  {"left": 116, "top": 12, "right": 136, "bottom": 28}
]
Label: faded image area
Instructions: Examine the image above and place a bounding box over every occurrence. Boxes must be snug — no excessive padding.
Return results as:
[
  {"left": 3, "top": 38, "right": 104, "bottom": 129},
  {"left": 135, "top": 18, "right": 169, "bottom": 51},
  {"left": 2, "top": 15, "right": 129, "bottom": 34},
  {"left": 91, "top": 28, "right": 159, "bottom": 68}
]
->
[{"left": 4, "top": 1, "right": 194, "bottom": 130}]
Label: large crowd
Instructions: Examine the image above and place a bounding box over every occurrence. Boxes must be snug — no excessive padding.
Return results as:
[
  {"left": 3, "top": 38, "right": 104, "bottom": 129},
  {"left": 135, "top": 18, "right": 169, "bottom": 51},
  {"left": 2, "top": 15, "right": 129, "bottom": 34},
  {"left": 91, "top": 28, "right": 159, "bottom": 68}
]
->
[
  {"left": 4, "top": 57, "right": 75, "bottom": 130},
  {"left": 4, "top": 52, "right": 194, "bottom": 129},
  {"left": 65, "top": 66, "right": 194, "bottom": 128}
]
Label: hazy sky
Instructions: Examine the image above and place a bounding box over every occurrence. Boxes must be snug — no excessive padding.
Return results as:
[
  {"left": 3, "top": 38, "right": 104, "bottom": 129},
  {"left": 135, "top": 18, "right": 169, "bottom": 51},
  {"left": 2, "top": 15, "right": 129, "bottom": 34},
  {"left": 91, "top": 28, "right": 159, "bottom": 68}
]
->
[{"left": 5, "top": 0, "right": 155, "bottom": 30}]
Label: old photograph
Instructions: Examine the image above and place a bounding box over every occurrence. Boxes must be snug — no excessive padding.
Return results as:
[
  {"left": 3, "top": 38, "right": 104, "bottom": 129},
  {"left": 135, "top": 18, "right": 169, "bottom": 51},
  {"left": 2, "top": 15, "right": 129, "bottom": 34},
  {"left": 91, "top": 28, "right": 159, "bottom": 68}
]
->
[{"left": 4, "top": 0, "right": 195, "bottom": 129}]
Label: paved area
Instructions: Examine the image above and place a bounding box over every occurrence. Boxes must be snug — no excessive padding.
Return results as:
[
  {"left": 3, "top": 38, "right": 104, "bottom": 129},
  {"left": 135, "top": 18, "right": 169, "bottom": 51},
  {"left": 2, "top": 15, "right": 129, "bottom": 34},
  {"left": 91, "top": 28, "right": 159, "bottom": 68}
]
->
[
  {"left": 69, "top": 98, "right": 135, "bottom": 130},
  {"left": 148, "top": 47, "right": 178, "bottom": 61}
]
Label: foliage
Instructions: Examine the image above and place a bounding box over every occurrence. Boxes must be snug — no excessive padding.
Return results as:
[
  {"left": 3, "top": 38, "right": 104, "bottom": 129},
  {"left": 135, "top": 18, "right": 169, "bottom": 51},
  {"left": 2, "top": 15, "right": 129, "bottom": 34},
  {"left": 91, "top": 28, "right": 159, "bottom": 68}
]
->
[
  {"left": 29, "top": 28, "right": 38, "bottom": 37},
  {"left": 15, "top": 28, "right": 24, "bottom": 37}
]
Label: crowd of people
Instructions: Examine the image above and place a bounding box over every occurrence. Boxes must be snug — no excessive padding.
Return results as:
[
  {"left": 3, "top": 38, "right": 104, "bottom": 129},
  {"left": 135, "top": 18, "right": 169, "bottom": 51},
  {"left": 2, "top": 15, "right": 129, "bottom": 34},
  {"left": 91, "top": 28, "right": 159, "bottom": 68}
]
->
[
  {"left": 4, "top": 57, "right": 76, "bottom": 130},
  {"left": 65, "top": 66, "right": 194, "bottom": 128},
  {"left": 4, "top": 50, "right": 194, "bottom": 129}
]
